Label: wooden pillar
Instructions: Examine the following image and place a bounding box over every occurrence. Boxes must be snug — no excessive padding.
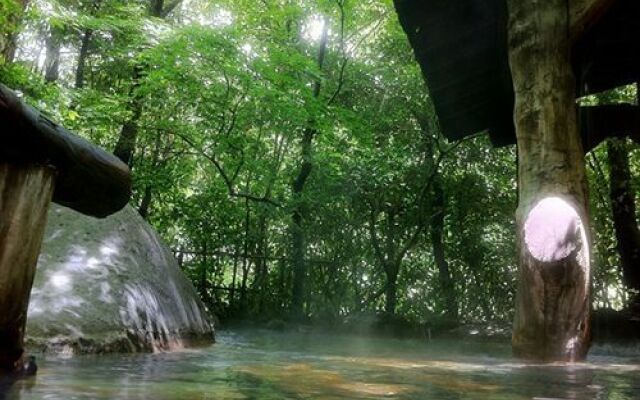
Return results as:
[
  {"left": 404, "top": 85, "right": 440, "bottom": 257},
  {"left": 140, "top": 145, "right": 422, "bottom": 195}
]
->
[
  {"left": 508, "top": 0, "right": 591, "bottom": 361},
  {"left": 0, "top": 163, "right": 55, "bottom": 373}
]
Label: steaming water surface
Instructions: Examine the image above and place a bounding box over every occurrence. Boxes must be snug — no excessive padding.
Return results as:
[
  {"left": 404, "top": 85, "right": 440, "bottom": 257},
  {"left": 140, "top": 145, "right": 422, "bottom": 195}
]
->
[{"left": 6, "top": 329, "right": 640, "bottom": 399}]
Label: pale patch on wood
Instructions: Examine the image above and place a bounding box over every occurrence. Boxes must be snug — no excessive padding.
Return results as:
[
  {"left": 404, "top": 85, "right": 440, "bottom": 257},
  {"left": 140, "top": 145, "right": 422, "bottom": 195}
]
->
[{"left": 524, "top": 197, "right": 587, "bottom": 263}]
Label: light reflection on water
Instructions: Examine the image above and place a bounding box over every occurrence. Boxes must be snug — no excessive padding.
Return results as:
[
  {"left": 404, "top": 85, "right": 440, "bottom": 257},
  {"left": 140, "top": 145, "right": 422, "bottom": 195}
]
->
[{"left": 4, "top": 329, "right": 640, "bottom": 399}]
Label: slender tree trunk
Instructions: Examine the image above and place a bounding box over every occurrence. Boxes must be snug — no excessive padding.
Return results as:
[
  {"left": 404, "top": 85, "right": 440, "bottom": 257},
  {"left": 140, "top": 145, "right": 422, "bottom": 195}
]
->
[
  {"left": 112, "top": 0, "right": 171, "bottom": 166},
  {"left": 0, "top": 163, "right": 55, "bottom": 373},
  {"left": 199, "top": 241, "right": 209, "bottom": 304},
  {"left": 230, "top": 250, "right": 238, "bottom": 307},
  {"left": 469, "top": 257, "right": 492, "bottom": 318},
  {"left": 113, "top": 65, "right": 143, "bottom": 166},
  {"left": 176, "top": 248, "right": 184, "bottom": 269},
  {"left": 44, "top": 29, "right": 62, "bottom": 83},
  {"left": 289, "top": 19, "right": 329, "bottom": 319},
  {"left": 75, "top": 0, "right": 102, "bottom": 88},
  {"left": 278, "top": 255, "right": 287, "bottom": 310},
  {"left": 74, "top": 29, "right": 92, "bottom": 89},
  {"left": 137, "top": 130, "right": 162, "bottom": 219},
  {"left": 382, "top": 209, "right": 400, "bottom": 316},
  {"left": 150, "top": 0, "right": 164, "bottom": 16},
  {"left": 290, "top": 130, "right": 312, "bottom": 317},
  {"left": 1, "top": 0, "right": 30, "bottom": 63},
  {"left": 251, "top": 215, "right": 269, "bottom": 313},
  {"left": 607, "top": 139, "right": 640, "bottom": 302},
  {"left": 239, "top": 198, "right": 251, "bottom": 312},
  {"left": 430, "top": 176, "right": 457, "bottom": 320},
  {"left": 138, "top": 186, "right": 153, "bottom": 220},
  {"left": 2, "top": 33, "right": 19, "bottom": 64},
  {"left": 384, "top": 263, "right": 400, "bottom": 315},
  {"left": 240, "top": 260, "right": 249, "bottom": 312},
  {"left": 113, "top": 111, "right": 141, "bottom": 166},
  {"left": 508, "top": 0, "right": 591, "bottom": 361}
]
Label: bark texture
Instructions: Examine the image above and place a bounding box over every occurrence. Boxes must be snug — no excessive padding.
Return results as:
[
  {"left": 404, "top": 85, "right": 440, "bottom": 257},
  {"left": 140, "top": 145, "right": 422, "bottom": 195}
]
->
[
  {"left": 0, "top": 163, "right": 55, "bottom": 373},
  {"left": 508, "top": 0, "right": 591, "bottom": 361}
]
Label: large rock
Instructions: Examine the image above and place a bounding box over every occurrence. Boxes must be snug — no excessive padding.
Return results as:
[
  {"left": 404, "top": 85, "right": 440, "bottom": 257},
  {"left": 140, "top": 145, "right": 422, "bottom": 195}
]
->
[{"left": 25, "top": 205, "right": 214, "bottom": 354}]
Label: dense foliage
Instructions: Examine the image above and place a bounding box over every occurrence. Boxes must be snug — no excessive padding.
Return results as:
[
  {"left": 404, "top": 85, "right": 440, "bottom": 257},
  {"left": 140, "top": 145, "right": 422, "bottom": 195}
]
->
[{"left": 1, "top": 0, "right": 637, "bottom": 329}]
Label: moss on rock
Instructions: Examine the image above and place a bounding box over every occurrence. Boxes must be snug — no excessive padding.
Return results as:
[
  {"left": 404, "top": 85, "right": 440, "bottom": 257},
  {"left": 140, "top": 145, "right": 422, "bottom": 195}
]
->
[{"left": 25, "top": 205, "right": 214, "bottom": 354}]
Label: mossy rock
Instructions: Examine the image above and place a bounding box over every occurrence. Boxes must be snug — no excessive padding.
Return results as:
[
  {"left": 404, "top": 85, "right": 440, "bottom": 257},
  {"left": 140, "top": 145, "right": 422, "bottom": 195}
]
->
[{"left": 25, "top": 205, "right": 215, "bottom": 354}]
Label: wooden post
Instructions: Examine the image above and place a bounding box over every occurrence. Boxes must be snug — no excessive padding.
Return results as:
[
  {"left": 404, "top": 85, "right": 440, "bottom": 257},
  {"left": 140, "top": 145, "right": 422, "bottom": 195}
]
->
[
  {"left": 508, "top": 0, "right": 591, "bottom": 361},
  {"left": 0, "top": 163, "right": 55, "bottom": 373}
]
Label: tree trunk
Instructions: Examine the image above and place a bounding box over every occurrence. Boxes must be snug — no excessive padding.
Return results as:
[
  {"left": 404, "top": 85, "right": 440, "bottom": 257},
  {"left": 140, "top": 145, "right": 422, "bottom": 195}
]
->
[
  {"left": 75, "top": 0, "right": 103, "bottom": 88},
  {"left": 176, "top": 248, "right": 184, "bottom": 269},
  {"left": 239, "top": 198, "right": 251, "bottom": 312},
  {"left": 199, "top": 241, "right": 209, "bottom": 304},
  {"left": 43, "top": 29, "right": 62, "bottom": 83},
  {"left": 230, "top": 250, "right": 238, "bottom": 307},
  {"left": 289, "top": 133, "right": 312, "bottom": 318},
  {"left": 251, "top": 215, "right": 269, "bottom": 313},
  {"left": 74, "top": 29, "right": 93, "bottom": 89},
  {"left": 150, "top": 0, "right": 165, "bottom": 17},
  {"left": 138, "top": 185, "right": 152, "bottom": 220},
  {"left": 508, "top": 0, "right": 591, "bottom": 361},
  {"left": 289, "top": 18, "right": 328, "bottom": 319},
  {"left": 137, "top": 130, "right": 162, "bottom": 220},
  {"left": 112, "top": 0, "right": 169, "bottom": 166},
  {"left": 607, "top": 139, "right": 640, "bottom": 300},
  {"left": 113, "top": 65, "right": 143, "bottom": 166},
  {"left": 1, "top": 0, "right": 30, "bottom": 63},
  {"left": 240, "top": 260, "right": 249, "bottom": 312},
  {"left": 0, "top": 163, "right": 55, "bottom": 373},
  {"left": 430, "top": 176, "right": 457, "bottom": 320},
  {"left": 384, "top": 263, "right": 400, "bottom": 315}
]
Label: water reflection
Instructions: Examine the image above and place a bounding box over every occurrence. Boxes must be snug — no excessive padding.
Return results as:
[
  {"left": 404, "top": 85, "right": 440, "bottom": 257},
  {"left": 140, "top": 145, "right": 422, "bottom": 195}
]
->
[{"left": 5, "top": 330, "right": 640, "bottom": 399}]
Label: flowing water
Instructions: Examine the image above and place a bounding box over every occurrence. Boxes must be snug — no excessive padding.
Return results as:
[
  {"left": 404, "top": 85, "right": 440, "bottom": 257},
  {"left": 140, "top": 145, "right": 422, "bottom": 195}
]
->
[{"left": 4, "top": 329, "right": 640, "bottom": 399}]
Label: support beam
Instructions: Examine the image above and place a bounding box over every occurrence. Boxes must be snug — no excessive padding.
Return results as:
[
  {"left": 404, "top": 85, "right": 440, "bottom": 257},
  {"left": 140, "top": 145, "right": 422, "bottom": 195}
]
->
[
  {"left": 0, "top": 164, "right": 55, "bottom": 373},
  {"left": 0, "top": 84, "right": 131, "bottom": 218},
  {"left": 508, "top": 0, "right": 591, "bottom": 361}
]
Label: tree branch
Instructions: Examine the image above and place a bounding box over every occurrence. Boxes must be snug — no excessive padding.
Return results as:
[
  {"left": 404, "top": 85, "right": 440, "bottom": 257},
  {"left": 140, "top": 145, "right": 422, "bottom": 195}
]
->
[{"left": 173, "top": 130, "right": 281, "bottom": 207}]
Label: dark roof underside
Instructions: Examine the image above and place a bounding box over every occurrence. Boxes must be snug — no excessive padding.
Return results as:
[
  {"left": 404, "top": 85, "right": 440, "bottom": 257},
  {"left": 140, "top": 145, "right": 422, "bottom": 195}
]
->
[{"left": 394, "top": 0, "right": 640, "bottom": 147}]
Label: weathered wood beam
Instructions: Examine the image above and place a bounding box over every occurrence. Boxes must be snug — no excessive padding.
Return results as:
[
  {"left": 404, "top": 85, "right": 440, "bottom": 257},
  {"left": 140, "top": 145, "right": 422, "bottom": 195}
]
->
[
  {"left": 0, "top": 164, "right": 55, "bottom": 373},
  {"left": 509, "top": 0, "right": 591, "bottom": 361},
  {"left": 0, "top": 84, "right": 131, "bottom": 217}
]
